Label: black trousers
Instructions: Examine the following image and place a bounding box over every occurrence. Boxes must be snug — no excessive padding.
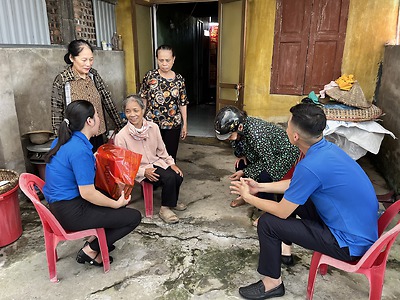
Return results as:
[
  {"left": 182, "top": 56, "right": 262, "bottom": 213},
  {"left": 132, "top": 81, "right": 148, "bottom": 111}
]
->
[
  {"left": 257, "top": 199, "right": 359, "bottom": 278},
  {"left": 49, "top": 197, "right": 141, "bottom": 252},
  {"left": 144, "top": 166, "right": 183, "bottom": 207},
  {"left": 160, "top": 126, "right": 181, "bottom": 161}
]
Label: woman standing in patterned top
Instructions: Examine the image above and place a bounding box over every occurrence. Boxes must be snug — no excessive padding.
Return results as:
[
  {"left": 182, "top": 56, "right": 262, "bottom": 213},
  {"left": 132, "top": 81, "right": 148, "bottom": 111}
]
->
[
  {"left": 139, "top": 45, "right": 189, "bottom": 161},
  {"left": 51, "top": 39, "right": 124, "bottom": 151}
]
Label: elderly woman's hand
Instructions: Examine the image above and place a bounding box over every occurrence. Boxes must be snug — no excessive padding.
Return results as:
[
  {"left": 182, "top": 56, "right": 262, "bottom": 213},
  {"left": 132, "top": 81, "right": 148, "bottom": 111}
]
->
[
  {"left": 144, "top": 168, "right": 160, "bottom": 182},
  {"left": 181, "top": 124, "right": 188, "bottom": 140},
  {"left": 171, "top": 164, "right": 183, "bottom": 177}
]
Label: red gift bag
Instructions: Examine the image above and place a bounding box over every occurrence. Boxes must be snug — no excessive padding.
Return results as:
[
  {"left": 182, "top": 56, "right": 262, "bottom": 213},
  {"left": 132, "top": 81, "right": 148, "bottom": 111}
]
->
[{"left": 95, "top": 144, "right": 142, "bottom": 199}]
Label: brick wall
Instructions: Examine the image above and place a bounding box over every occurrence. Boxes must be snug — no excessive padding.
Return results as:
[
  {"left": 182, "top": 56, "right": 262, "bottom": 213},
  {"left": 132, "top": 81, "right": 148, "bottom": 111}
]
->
[
  {"left": 45, "top": 0, "right": 97, "bottom": 46},
  {"left": 46, "top": 0, "right": 63, "bottom": 44},
  {"left": 73, "top": 0, "right": 96, "bottom": 46}
]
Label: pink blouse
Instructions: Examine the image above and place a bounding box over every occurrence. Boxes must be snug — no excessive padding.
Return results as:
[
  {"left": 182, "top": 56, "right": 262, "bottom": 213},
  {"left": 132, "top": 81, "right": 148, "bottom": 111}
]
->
[{"left": 114, "top": 122, "right": 175, "bottom": 182}]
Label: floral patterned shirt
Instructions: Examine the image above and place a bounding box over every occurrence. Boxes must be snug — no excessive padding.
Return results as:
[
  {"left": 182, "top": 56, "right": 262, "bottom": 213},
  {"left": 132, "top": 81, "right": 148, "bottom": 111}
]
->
[
  {"left": 139, "top": 69, "right": 189, "bottom": 129},
  {"left": 231, "top": 117, "right": 300, "bottom": 181}
]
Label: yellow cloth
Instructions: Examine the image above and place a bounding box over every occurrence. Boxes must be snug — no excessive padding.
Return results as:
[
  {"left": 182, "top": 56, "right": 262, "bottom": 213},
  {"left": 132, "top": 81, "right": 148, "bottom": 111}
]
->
[{"left": 335, "top": 74, "right": 355, "bottom": 91}]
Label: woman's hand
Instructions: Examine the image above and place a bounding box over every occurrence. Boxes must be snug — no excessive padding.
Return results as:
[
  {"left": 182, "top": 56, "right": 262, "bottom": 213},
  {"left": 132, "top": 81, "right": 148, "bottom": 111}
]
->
[
  {"left": 114, "top": 190, "right": 131, "bottom": 208},
  {"left": 235, "top": 157, "right": 248, "bottom": 169},
  {"left": 144, "top": 168, "right": 160, "bottom": 182},
  {"left": 181, "top": 124, "right": 188, "bottom": 140},
  {"left": 171, "top": 164, "right": 183, "bottom": 177},
  {"left": 229, "top": 170, "right": 244, "bottom": 181}
]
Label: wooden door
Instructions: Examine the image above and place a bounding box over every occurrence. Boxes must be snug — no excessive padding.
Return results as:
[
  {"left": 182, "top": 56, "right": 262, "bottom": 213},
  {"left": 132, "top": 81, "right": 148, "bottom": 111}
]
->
[
  {"left": 303, "top": 0, "right": 349, "bottom": 93},
  {"left": 216, "top": 0, "right": 248, "bottom": 112}
]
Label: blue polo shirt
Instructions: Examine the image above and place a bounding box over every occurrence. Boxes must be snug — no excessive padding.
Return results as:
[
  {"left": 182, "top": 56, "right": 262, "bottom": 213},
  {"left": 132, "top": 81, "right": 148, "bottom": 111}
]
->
[
  {"left": 43, "top": 131, "right": 95, "bottom": 203},
  {"left": 284, "top": 138, "right": 378, "bottom": 256}
]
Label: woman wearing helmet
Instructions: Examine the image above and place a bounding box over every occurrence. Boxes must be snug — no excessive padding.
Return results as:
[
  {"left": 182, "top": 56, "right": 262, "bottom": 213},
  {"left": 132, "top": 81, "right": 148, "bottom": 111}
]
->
[
  {"left": 215, "top": 106, "right": 301, "bottom": 264},
  {"left": 215, "top": 106, "right": 300, "bottom": 204}
]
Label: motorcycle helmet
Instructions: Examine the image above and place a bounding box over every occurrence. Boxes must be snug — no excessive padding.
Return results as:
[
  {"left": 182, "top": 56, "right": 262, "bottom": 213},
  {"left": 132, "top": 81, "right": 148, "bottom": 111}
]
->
[{"left": 214, "top": 106, "right": 246, "bottom": 140}]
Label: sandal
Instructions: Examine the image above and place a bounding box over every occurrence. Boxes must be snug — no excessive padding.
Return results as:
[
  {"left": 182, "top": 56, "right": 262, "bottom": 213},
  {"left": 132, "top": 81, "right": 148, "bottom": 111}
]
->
[
  {"left": 76, "top": 249, "right": 113, "bottom": 266},
  {"left": 159, "top": 207, "right": 179, "bottom": 224},
  {"left": 230, "top": 197, "right": 246, "bottom": 208},
  {"left": 173, "top": 202, "right": 187, "bottom": 211}
]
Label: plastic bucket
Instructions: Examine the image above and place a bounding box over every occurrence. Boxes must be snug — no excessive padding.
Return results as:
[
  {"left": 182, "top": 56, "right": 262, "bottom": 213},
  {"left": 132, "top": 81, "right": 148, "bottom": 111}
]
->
[{"left": 0, "top": 184, "right": 23, "bottom": 247}]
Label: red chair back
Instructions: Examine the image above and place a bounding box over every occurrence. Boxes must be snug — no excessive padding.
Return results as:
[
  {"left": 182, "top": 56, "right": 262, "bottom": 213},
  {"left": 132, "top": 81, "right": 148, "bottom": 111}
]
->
[{"left": 18, "top": 173, "right": 66, "bottom": 237}]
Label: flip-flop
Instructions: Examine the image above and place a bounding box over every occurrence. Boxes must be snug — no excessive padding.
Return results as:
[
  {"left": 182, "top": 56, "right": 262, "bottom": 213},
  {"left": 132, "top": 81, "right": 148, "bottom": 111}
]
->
[
  {"left": 230, "top": 198, "right": 246, "bottom": 208},
  {"left": 159, "top": 208, "right": 179, "bottom": 224},
  {"left": 173, "top": 203, "right": 188, "bottom": 211}
]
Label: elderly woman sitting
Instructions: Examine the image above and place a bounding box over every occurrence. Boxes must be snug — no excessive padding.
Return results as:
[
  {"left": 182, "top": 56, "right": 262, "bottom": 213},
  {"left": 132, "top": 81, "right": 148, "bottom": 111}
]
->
[{"left": 114, "top": 94, "right": 186, "bottom": 224}]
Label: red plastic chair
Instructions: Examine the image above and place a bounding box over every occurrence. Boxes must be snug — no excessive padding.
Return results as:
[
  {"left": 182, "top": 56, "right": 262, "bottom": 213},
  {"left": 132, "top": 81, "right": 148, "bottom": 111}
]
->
[
  {"left": 307, "top": 200, "right": 400, "bottom": 300},
  {"left": 139, "top": 180, "right": 153, "bottom": 218},
  {"left": 18, "top": 173, "right": 110, "bottom": 282}
]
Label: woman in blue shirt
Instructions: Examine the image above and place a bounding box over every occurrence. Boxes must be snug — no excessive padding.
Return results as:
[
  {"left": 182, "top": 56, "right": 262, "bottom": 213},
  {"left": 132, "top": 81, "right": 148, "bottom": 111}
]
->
[{"left": 43, "top": 100, "right": 141, "bottom": 266}]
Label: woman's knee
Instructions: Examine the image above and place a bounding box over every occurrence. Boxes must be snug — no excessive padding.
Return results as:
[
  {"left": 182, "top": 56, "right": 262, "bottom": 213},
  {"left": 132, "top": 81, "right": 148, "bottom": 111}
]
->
[{"left": 130, "top": 209, "right": 142, "bottom": 227}]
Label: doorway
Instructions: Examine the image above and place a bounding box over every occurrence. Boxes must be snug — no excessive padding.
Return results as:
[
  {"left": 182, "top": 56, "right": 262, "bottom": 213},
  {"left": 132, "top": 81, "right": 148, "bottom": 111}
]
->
[{"left": 155, "top": 2, "right": 218, "bottom": 137}]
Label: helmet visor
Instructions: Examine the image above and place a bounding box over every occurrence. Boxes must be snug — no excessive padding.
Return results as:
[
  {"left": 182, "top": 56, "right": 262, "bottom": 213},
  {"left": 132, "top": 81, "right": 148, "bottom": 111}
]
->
[{"left": 215, "top": 131, "right": 232, "bottom": 140}]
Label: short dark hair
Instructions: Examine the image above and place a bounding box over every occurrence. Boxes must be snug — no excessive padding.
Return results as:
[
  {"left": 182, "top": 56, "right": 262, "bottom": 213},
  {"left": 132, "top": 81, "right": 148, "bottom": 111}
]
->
[
  {"left": 64, "top": 39, "right": 94, "bottom": 64},
  {"left": 289, "top": 103, "right": 326, "bottom": 138},
  {"left": 156, "top": 44, "right": 175, "bottom": 58}
]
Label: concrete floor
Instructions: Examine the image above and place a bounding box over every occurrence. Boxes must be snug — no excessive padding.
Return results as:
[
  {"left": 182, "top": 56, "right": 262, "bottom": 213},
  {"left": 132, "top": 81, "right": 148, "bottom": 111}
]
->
[{"left": 0, "top": 138, "right": 399, "bottom": 300}]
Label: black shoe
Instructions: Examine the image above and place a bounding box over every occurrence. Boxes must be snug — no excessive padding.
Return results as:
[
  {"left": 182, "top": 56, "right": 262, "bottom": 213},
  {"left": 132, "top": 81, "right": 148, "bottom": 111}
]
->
[
  {"left": 281, "top": 254, "right": 294, "bottom": 266},
  {"left": 239, "top": 281, "right": 285, "bottom": 300},
  {"left": 76, "top": 249, "right": 113, "bottom": 266},
  {"left": 84, "top": 241, "right": 116, "bottom": 252}
]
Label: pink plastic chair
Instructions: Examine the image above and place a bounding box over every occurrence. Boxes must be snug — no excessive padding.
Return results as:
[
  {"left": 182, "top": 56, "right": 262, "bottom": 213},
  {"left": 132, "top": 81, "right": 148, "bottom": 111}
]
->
[
  {"left": 139, "top": 180, "right": 153, "bottom": 218},
  {"left": 307, "top": 200, "right": 400, "bottom": 300},
  {"left": 19, "top": 173, "right": 110, "bottom": 282}
]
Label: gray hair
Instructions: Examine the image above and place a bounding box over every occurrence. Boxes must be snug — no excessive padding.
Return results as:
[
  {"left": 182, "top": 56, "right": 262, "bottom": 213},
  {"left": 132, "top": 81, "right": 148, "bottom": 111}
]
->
[{"left": 123, "top": 94, "right": 146, "bottom": 111}]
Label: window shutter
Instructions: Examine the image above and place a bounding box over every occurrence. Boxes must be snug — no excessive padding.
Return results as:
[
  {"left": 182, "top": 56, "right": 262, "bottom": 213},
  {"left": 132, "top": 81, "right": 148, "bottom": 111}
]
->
[
  {"left": 270, "top": 0, "right": 312, "bottom": 95},
  {"left": 303, "top": 0, "right": 350, "bottom": 94}
]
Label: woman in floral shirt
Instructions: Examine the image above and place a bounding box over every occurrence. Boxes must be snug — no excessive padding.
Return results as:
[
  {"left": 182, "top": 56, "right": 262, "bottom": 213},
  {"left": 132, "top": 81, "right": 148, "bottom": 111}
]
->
[
  {"left": 215, "top": 106, "right": 301, "bottom": 265},
  {"left": 139, "top": 45, "right": 189, "bottom": 161},
  {"left": 215, "top": 106, "right": 300, "bottom": 207}
]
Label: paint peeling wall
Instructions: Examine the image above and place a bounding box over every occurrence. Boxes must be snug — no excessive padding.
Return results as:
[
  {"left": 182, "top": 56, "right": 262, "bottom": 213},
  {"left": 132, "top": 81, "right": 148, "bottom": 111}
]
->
[{"left": 244, "top": 0, "right": 399, "bottom": 121}]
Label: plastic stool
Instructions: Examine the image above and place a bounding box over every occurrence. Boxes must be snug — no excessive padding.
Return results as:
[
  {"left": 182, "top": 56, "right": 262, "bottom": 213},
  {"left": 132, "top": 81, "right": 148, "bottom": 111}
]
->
[{"left": 140, "top": 181, "right": 153, "bottom": 218}]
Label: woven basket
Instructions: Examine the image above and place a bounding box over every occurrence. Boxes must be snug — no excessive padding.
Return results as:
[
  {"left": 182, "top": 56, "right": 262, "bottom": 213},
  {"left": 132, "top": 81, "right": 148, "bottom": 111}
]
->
[
  {"left": 323, "top": 103, "right": 383, "bottom": 122},
  {"left": 0, "top": 169, "right": 19, "bottom": 195},
  {"left": 326, "top": 82, "right": 371, "bottom": 109}
]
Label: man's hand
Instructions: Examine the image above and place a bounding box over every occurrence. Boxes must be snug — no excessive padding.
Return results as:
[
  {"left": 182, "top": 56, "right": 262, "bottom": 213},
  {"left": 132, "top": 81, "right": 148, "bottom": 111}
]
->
[
  {"left": 241, "top": 178, "right": 259, "bottom": 195},
  {"left": 230, "top": 177, "right": 251, "bottom": 202}
]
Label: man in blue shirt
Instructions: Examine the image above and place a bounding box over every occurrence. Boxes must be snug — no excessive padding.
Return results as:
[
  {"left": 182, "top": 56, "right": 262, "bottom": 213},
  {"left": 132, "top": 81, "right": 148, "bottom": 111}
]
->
[{"left": 231, "top": 103, "right": 378, "bottom": 299}]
